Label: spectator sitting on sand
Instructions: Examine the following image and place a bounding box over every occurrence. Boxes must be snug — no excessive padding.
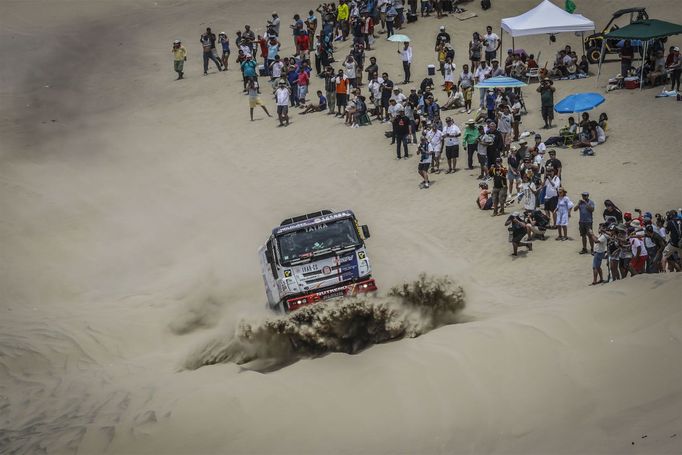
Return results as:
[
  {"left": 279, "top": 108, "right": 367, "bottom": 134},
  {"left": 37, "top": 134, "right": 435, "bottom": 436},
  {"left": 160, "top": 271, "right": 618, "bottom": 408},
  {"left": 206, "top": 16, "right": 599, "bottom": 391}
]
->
[
  {"left": 477, "top": 182, "right": 492, "bottom": 210},
  {"left": 299, "top": 90, "right": 327, "bottom": 114}
]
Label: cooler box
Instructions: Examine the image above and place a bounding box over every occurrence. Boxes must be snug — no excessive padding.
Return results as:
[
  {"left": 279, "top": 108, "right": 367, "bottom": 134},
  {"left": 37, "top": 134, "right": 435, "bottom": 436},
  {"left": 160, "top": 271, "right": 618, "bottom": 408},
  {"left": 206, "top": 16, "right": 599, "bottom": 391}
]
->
[
  {"left": 623, "top": 77, "right": 640, "bottom": 89},
  {"left": 427, "top": 64, "right": 436, "bottom": 76},
  {"left": 258, "top": 64, "right": 267, "bottom": 76}
]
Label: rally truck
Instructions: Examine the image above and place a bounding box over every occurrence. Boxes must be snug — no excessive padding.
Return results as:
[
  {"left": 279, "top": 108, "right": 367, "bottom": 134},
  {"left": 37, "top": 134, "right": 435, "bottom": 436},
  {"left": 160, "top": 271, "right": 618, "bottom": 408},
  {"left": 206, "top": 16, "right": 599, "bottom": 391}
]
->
[{"left": 258, "top": 209, "right": 377, "bottom": 313}]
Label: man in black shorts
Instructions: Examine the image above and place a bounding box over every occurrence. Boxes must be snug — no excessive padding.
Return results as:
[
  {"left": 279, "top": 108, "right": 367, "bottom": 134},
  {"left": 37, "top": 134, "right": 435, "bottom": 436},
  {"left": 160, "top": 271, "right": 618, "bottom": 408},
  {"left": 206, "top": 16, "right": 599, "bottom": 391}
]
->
[
  {"left": 442, "top": 117, "right": 461, "bottom": 173},
  {"left": 417, "top": 136, "right": 433, "bottom": 188},
  {"left": 505, "top": 212, "right": 533, "bottom": 256}
]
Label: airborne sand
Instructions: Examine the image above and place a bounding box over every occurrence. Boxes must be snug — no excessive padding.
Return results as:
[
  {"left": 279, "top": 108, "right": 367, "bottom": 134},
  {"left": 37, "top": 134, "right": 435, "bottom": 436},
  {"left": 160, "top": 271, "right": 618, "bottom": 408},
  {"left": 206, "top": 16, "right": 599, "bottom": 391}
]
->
[{"left": 1, "top": 0, "right": 682, "bottom": 453}]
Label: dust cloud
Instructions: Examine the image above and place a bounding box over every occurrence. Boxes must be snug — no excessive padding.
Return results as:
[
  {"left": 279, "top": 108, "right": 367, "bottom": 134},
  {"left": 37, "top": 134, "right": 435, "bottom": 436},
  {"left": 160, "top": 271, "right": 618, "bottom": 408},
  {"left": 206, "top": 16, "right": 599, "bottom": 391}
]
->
[{"left": 184, "top": 275, "right": 465, "bottom": 372}]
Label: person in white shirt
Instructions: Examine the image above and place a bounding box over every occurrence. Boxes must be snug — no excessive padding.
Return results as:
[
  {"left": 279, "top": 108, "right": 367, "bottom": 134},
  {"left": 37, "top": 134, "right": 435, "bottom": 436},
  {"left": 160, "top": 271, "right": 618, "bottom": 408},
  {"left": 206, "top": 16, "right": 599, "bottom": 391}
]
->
[
  {"left": 542, "top": 167, "right": 561, "bottom": 227},
  {"left": 390, "top": 87, "right": 407, "bottom": 104},
  {"left": 275, "top": 81, "right": 290, "bottom": 126},
  {"left": 442, "top": 117, "right": 461, "bottom": 173},
  {"left": 426, "top": 122, "right": 443, "bottom": 173},
  {"left": 496, "top": 105, "right": 513, "bottom": 155},
  {"left": 593, "top": 124, "right": 606, "bottom": 145},
  {"left": 589, "top": 224, "right": 610, "bottom": 284},
  {"left": 398, "top": 42, "right": 412, "bottom": 84},
  {"left": 474, "top": 60, "right": 491, "bottom": 108},
  {"left": 459, "top": 64, "right": 475, "bottom": 113},
  {"left": 483, "top": 25, "right": 500, "bottom": 63},
  {"left": 443, "top": 57, "right": 456, "bottom": 95},
  {"left": 520, "top": 172, "right": 538, "bottom": 211}
]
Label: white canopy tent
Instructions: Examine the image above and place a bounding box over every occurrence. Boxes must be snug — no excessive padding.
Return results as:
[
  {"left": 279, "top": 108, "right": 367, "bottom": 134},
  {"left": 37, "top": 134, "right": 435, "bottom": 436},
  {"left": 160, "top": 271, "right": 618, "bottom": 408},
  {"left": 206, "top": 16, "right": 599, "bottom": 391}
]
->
[{"left": 500, "top": 0, "right": 595, "bottom": 55}]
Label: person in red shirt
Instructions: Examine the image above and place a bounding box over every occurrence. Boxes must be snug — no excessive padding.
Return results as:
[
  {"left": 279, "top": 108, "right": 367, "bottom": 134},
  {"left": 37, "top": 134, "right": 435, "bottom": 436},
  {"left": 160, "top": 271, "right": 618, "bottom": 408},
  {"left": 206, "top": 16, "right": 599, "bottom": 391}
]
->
[
  {"left": 295, "top": 32, "right": 310, "bottom": 59},
  {"left": 256, "top": 35, "right": 268, "bottom": 61},
  {"left": 297, "top": 63, "right": 310, "bottom": 104}
]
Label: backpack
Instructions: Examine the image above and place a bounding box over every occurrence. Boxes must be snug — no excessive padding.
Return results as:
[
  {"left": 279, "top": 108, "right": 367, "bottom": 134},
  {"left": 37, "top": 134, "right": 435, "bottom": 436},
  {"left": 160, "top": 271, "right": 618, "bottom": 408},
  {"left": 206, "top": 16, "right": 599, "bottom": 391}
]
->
[{"left": 481, "top": 0, "right": 491, "bottom": 10}]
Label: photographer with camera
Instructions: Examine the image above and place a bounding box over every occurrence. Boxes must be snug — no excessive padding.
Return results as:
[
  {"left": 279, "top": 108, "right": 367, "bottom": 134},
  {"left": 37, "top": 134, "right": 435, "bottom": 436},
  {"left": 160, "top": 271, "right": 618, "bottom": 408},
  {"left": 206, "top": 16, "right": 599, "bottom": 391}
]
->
[
  {"left": 661, "top": 210, "right": 682, "bottom": 272},
  {"left": 505, "top": 212, "right": 533, "bottom": 256},
  {"left": 536, "top": 77, "right": 555, "bottom": 129},
  {"left": 588, "top": 223, "right": 610, "bottom": 284}
]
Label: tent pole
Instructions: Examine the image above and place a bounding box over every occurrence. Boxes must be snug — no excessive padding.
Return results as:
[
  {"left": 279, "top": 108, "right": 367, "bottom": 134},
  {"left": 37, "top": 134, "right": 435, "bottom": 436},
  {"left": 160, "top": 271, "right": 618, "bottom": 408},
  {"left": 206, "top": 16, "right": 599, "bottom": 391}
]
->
[
  {"left": 500, "top": 26, "right": 504, "bottom": 59},
  {"left": 596, "top": 38, "right": 606, "bottom": 80},
  {"left": 639, "top": 40, "right": 648, "bottom": 90},
  {"left": 512, "top": 37, "right": 515, "bottom": 54},
  {"left": 581, "top": 31, "right": 585, "bottom": 55}
]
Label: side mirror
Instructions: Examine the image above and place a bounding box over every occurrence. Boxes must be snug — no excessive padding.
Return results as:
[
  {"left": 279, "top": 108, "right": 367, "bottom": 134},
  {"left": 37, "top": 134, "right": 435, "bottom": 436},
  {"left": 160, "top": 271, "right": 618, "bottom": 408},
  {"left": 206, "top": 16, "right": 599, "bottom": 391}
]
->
[
  {"left": 361, "top": 225, "right": 371, "bottom": 239},
  {"left": 265, "top": 249, "right": 274, "bottom": 263}
]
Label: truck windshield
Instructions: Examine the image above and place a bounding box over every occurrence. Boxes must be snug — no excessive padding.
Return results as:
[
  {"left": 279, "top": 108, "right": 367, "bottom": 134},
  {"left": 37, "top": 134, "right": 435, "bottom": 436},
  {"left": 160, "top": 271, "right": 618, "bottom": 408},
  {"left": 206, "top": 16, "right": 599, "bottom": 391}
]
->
[{"left": 277, "top": 218, "right": 361, "bottom": 265}]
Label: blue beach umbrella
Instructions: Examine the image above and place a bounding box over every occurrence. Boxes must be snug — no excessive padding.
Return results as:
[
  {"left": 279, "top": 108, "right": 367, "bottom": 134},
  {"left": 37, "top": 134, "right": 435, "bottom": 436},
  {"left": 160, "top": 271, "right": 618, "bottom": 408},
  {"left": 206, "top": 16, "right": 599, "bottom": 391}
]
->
[
  {"left": 555, "top": 93, "right": 605, "bottom": 113},
  {"left": 474, "top": 76, "right": 528, "bottom": 89}
]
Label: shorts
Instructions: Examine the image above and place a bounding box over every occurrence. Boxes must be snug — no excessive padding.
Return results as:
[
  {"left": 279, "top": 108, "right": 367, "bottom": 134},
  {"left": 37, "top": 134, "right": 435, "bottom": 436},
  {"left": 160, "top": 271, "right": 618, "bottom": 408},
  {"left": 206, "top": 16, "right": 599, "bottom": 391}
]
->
[
  {"left": 512, "top": 231, "right": 527, "bottom": 244},
  {"left": 663, "top": 242, "right": 682, "bottom": 259},
  {"left": 592, "top": 251, "right": 605, "bottom": 268},
  {"left": 477, "top": 154, "right": 487, "bottom": 166},
  {"left": 541, "top": 105, "right": 554, "bottom": 120},
  {"left": 544, "top": 195, "right": 558, "bottom": 212},
  {"left": 506, "top": 171, "right": 520, "bottom": 180},
  {"left": 381, "top": 96, "right": 390, "bottom": 109},
  {"left": 249, "top": 96, "right": 263, "bottom": 108},
  {"left": 462, "top": 86, "right": 473, "bottom": 101},
  {"left": 418, "top": 162, "right": 430, "bottom": 171},
  {"left": 432, "top": 147, "right": 442, "bottom": 157},
  {"left": 298, "top": 85, "right": 308, "bottom": 99},
  {"left": 492, "top": 187, "right": 507, "bottom": 206},
  {"left": 578, "top": 222, "right": 593, "bottom": 236},
  {"left": 630, "top": 255, "right": 646, "bottom": 273},
  {"left": 501, "top": 132, "right": 511, "bottom": 146},
  {"left": 445, "top": 145, "right": 459, "bottom": 159},
  {"left": 336, "top": 93, "right": 348, "bottom": 107},
  {"left": 277, "top": 105, "right": 289, "bottom": 115},
  {"left": 485, "top": 50, "right": 496, "bottom": 61}
]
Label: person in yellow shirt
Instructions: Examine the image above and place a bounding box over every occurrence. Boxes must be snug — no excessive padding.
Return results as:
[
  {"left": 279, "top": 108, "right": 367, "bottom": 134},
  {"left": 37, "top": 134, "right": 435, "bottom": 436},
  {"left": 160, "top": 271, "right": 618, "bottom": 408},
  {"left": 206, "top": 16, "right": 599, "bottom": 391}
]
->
[
  {"left": 172, "top": 40, "right": 187, "bottom": 80},
  {"left": 336, "top": 0, "right": 350, "bottom": 40}
]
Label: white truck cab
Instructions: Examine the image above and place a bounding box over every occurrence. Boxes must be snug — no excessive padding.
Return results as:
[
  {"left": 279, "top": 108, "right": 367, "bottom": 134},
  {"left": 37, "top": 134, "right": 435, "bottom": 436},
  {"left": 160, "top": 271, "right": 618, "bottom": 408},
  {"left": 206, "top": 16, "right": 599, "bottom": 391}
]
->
[{"left": 258, "top": 209, "right": 376, "bottom": 313}]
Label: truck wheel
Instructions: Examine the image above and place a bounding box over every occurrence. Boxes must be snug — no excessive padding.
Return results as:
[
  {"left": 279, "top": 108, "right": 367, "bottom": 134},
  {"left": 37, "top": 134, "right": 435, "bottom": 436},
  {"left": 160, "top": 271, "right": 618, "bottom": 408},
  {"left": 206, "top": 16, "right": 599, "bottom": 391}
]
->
[{"left": 586, "top": 47, "right": 601, "bottom": 64}]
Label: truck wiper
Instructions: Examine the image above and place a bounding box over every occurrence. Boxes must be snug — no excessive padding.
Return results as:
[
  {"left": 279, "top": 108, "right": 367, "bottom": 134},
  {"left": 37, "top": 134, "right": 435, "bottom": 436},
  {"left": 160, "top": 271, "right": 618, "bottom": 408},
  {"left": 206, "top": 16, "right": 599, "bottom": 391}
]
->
[
  {"left": 311, "top": 247, "right": 333, "bottom": 257},
  {"left": 331, "top": 244, "right": 357, "bottom": 253}
]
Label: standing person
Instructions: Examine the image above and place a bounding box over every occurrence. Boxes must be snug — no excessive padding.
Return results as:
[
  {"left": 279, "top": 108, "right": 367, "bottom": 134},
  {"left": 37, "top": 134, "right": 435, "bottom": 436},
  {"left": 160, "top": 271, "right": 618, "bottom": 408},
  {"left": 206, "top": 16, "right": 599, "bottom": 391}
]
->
[
  {"left": 241, "top": 55, "right": 258, "bottom": 90},
  {"left": 417, "top": 136, "right": 434, "bottom": 189},
  {"left": 442, "top": 117, "right": 461, "bottom": 173},
  {"left": 393, "top": 108, "right": 410, "bottom": 159},
  {"left": 589, "top": 224, "right": 610, "bottom": 285},
  {"left": 343, "top": 54, "right": 358, "bottom": 88},
  {"left": 489, "top": 157, "right": 508, "bottom": 217},
  {"left": 661, "top": 210, "right": 682, "bottom": 272},
  {"left": 474, "top": 60, "right": 490, "bottom": 108},
  {"left": 435, "top": 25, "right": 451, "bottom": 53},
  {"left": 265, "top": 36, "right": 280, "bottom": 75},
  {"left": 520, "top": 171, "right": 538, "bottom": 212},
  {"left": 172, "top": 39, "right": 187, "bottom": 80},
  {"left": 545, "top": 149, "right": 562, "bottom": 178},
  {"left": 510, "top": 94, "right": 522, "bottom": 141},
  {"left": 497, "top": 104, "right": 513, "bottom": 156},
  {"left": 603, "top": 199, "right": 624, "bottom": 224},
  {"left": 536, "top": 78, "right": 556, "bottom": 129},
  {"left": 476, "top": 126, "right": 492, "bottom": 178},
  {"left": 486, "top": 121, "right": 503, "bottom": 167},
  {"left": 469, "top": 32, "right": 483, "bottom": 72},
  {"left": 443, "top": 57, "right": 456, "bottom": 96},
  {"left": 426, "top": 123, "right": 443, "bottom": 173},
  {"left": 247, "top": 79, "right": 271, "bottom": 121},
  {"left": 619, "top": 40, "right": 634, "bottom": 77},
  {"left": 337, "top": 0, "right": 350, "bottom": 40},
  {"left": 275, "top": 80, "right": 290, "bottom": 126},
  {"left": 380, "top": 73, "right": 394, "bottom": 121},
  {"left": 218, "top": 33, "right": 230, "bottom": 70},
  {"left": 462, "top": 119, "right": 479, "bottom": 170},
  {"left": 483, "top": 26, "right": 500, "bottom": 64},
  {"left": 666, "top": 46, "right": 681, "bottom": 92},
  {"left": 644, "top": 225, "right": 666, "bottom": 273},
  {"left": 398, "top": 41, "right": 413, "bottom": 84},
  {"left": 335, "top": 69, "right": 349, "bottom": 116},
  {"left": 629, "top": 224, "right": 648, "bottom": 275},
  {"left": 305, "top": 10, "right": 318, "bottom": 51},
  {"left": 543, "top": 167, "right": 561, "bottom": 227},
  {"left": 554, "top": 187, "right": 574, "bottom": 241},
  {"left": 268, "top": 12, "right": 281, "bottom": 37},
  {"left": 324, "top": 66, "right": 337, "bottom": 115},
  {"left": 574, "top": 192, "right": 595, "bottom": 253},
  {"left": 506, "top": 145, "right": 521, "bottom": 196},
  {"left": 459, "top": 64, "right": 475, "bottom": 114},
  {"left": 200, "top": 28, "right": 223, "bottom": 75},
  {"left": 297, "top": 62, "right": 310, "bottom": 104}
]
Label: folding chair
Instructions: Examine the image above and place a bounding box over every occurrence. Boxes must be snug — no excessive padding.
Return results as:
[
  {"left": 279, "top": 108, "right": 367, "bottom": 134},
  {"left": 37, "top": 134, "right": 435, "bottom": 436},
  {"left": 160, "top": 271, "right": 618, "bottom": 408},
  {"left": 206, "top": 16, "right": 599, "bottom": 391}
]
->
[{"left": 526, "top": 67, "right": 540, "bottom": 84}]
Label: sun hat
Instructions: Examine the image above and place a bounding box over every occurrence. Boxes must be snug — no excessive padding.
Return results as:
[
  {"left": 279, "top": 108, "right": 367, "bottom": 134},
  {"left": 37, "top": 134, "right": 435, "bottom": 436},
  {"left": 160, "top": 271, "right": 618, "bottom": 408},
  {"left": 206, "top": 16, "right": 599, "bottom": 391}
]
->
[
  {"left": 581, "top": 191, "right": 589, "bottom": 196},
  {"left": 465, "top": 119, "right": 475, "bottom": 125},
  {"left": 173, "top": 39, "right": 181, "bottom": 44},
  {"left": 674, "top": 46, "right": 680, "bottom": 51},
  {"left": 440, "top": 25, "right": 445, "bottom": 30},
  {"left": 518, "top": 139, "right": 527, "bottom": 145},
  {"left": 630, "top": 219, "right": 642, "bottom": 228}
]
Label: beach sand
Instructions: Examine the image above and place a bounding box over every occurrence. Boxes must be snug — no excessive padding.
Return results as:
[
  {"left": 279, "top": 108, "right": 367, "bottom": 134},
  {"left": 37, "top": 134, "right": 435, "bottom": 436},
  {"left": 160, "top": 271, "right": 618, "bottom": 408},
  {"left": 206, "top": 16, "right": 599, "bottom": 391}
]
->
[{"left": 1, "top": 0, "right": 681, "bottom": 453}]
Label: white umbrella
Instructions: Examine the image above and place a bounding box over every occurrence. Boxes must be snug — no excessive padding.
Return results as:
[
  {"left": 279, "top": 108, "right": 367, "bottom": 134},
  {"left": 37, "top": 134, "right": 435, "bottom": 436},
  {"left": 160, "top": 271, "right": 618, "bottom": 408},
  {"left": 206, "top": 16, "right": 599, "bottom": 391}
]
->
[{"left": 387, "top": 34, "right": 410, "bottom": 42}]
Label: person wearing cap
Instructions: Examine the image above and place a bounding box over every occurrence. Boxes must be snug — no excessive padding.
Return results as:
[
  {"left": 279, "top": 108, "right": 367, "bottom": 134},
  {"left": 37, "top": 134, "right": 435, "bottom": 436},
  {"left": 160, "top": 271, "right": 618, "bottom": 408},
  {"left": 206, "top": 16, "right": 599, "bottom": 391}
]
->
[
  {"left": 536, "top": 78, "right": 556, "bottom": 129},
  {"left": 627, "top": 221, "right": 648, "bottom": 275},
  {"left": 200, "top": 28, "right": 223, "bottom": 75},
  {"left": 573, "top": 192, "right": 595, "bottom": 254},
  {"left": 435, "top": 26, "right": 451, "bottom": 49},
  {"left": 172, "top": 40, "right": 187, "bottom": 80},
  {"left": 505, "top": 212, "right": 533, "bottom": 256},
  {"left": 397, "top": 42, "right": 413, "bottom": 84},
  {"left": 490, "top": 59, "right": 504, "bottom": 78},
  {"left": 275, "top": 80, "right": 291, "bottom": 126},
  {"left": 665, "top": 46, "right": 681, "bottom": 92},
  {"left": 393, "top": 108, "right": 410, "bottom": 159},
  {"left": 461, "top": 119, "right": 479, "bottom": 170},
  {"left": 442, "top": 117, "right": 461, "bottom": 173},
  {"left": 483, "top": 26, "right": 500, "bottom": 64}
]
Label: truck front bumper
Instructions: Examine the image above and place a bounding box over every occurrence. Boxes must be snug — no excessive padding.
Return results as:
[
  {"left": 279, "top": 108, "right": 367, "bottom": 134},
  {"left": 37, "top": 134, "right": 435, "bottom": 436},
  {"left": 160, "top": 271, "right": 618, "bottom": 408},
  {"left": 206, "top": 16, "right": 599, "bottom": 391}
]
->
[{"left": 285, "top": 278, "right": 377, "bottom": 312}]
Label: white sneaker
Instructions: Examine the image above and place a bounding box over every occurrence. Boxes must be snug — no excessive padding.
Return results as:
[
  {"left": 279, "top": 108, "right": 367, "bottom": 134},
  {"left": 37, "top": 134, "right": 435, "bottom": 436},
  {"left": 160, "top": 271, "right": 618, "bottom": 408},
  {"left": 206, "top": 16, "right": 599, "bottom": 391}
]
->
[{"left": 424, "top": 182, "right": 430, "bottom": 188}]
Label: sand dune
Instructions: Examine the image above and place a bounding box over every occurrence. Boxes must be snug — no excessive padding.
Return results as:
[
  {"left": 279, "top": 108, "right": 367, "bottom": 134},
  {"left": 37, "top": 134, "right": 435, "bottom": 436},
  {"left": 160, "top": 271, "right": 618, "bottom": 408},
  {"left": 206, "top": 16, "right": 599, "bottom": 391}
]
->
[{"left": 1, "top": 0, "right": 681, "bottom": 453}]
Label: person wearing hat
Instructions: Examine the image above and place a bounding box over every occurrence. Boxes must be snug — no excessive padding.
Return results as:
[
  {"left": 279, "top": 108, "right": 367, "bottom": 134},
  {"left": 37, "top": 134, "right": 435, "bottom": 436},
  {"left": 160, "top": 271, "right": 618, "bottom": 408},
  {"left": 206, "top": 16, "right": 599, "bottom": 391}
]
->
[
  {"left": 171, "top": 40, "right": 187, "bottom": 80},
  {"left": 574, "top": 191, "right": 595, "bottom": 253},
  {"left": 666, "top": 46, "right": 681, "bottom": 92},
  {"left": 435, "top": 25, "right": 451, "bottom": 48},
  {"left": 462, "top": 119, "right": 479, "bottom": 170},
  {"left": 200, "top": 28, "right": 224, "bottom": 75},
  {"left": 275, "top": 80, "right": 291, "bottom": 126},
  {"left": 628, "top": 221, "right": 648, "bottom": 275},
  {"left": 536, "top": 77, "right": 556, "bottom": 129}
]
